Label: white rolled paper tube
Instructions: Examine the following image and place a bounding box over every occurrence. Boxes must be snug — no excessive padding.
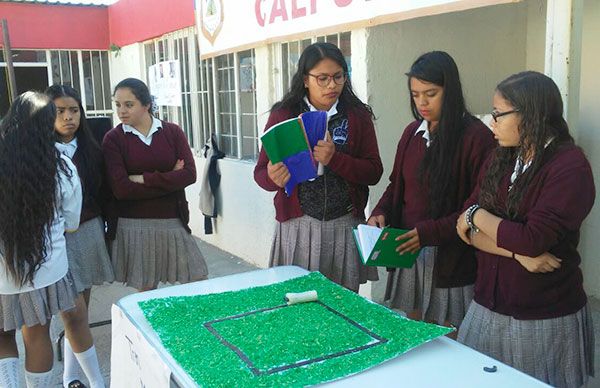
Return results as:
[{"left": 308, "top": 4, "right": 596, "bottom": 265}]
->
[{"left": 284, "top": 290, "right": 318, "bottom": 305}]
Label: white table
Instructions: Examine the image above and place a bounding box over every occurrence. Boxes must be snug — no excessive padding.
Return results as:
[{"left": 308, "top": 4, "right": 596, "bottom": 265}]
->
[{"left": 110, "top": 266, "right": 549, "bottom": 388}]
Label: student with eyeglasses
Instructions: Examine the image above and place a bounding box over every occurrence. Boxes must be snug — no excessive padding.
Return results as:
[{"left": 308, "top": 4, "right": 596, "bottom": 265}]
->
[
  {"left": 456, "top": 71, "right": 595, "bottom": 387},
  {"left": 368, "top": 51, "right": 495, "bottom": 330},
  {"left": 254, "top": 42, "right": 383, "bottom": 292}
]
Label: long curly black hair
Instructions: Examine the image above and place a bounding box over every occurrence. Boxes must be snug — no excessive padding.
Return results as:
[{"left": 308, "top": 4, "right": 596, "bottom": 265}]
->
[
  {"left": 479, "top": 71, "right": 573, "bottom": 219},
  {"left": 0, "top": 91, "right": 70, "bottom": 286},
  {"left": 46, "top": 84, "right": 103, "bottom": 203},
  {"left": 407, "top": 51, "right": 475, "bottom": 218},
  {"left": 272, "top": 42, "right": 374, "bottom": 118}
]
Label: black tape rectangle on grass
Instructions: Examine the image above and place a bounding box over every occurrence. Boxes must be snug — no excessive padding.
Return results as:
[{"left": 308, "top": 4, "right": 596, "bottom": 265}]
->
[{"left": 204, "top": 301, "right": 388, "bottom": 376}]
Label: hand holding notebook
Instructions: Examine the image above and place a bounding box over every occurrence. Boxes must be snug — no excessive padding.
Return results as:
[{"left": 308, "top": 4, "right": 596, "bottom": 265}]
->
[
  {"left": 352, "top": 224, "right": 421, "bottom": 268},
  {"left": 260, "top": 111, "right": 328, "bottom": 196}
]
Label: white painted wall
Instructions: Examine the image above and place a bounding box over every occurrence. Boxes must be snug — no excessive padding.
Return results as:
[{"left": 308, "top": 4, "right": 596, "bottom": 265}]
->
[
  {"left": 108, "top": 43, "right": 145, "bottom": 88},
  {"left": 577, "top": 0, "right": 600, "bottom": 298},
  {"left": 186, "top": 157, "right": 275, "bottom": 267},
  {"left": 108, "top": 42, "right": 145, "bottom": 124}
]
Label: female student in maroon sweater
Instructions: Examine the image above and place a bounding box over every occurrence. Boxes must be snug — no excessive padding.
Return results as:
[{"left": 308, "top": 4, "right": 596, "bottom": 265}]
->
[
  {"left": 254, "top": 43, "right": 383, "bottom": 292},
  {"left": 368, "top": 51, "right": 495, "bottom": 328},
  {"left": 456, "top": 71, "right": 595, "bottom": 387},
  {"left": 103, "top": 78, "right": 208, "bottom": 291},
  {"left": 48, "top": 85, "right": 111, "bottom": 388}
]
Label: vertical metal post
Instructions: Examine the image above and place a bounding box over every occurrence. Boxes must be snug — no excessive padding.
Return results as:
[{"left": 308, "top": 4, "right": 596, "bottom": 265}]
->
[{"left": 2, "top": 19, "right": 18, "bottom": 102}]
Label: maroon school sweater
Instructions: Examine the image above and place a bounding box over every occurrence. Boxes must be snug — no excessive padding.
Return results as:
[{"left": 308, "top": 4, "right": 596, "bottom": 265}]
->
[
  {"left": 371, "top": 118, "right": 495, "bottom": 288},
  {"left": 102, "top": 121, "right": 196, "bottom": 231},
  {"left": 254, "top": 106, "right": 383, "bottom": 222},
  {"left": 464, "top": 144, "right": 595, "bottom": 319}
]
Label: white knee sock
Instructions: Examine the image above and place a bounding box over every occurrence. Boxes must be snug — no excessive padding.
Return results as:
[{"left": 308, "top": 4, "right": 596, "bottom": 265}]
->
[
  {"left": 73, "top": 345, "right": 105, "bottom": 388},
  {"left": 63, "top": 338, "right": 83, "bottom": 386},
  {"left": 0, "top": 357, "right": 19, "bottom": 388},
  {"left": 25, "top": 368, "right": 54, "bottom": 388}
]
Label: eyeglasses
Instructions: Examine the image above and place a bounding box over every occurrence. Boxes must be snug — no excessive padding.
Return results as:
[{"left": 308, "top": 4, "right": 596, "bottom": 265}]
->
[
  {"left": 491, "top": 109, "right": 519, "bottom": 122},
  {"left": 308, "top": 72, "right": 347, "bottom": 87}
]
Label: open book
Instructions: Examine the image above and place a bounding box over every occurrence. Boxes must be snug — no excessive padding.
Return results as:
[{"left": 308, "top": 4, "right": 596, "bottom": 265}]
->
[
  {"left": 260, "top": 111, "right": 328, "bottom": 196},
  {"left": 352, "top": 224, "right": 421, "bottom": 268}
]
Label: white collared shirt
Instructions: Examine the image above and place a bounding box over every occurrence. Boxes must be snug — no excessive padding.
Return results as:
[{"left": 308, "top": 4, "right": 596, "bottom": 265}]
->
[
  {"left": 414, "top": 120, "right": 432, "bottom": 147},
  {"left": 0, "top": 154, "right": 82, "bottom": 294},
  {"left": 510, "top": 138, "right": 555, "bottom": 185},
  {"left": 55, "top": 137, "right": 78, "bottom": 159},
  {"left": 303, "top": 97, "right": 339, "bottom": 121},
  {"left": 122, "top": 117, "right": 162, "bottom": 146}
]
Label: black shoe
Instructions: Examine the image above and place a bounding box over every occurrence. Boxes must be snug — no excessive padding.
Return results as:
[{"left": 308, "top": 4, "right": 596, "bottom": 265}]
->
[{"left": 68, "top": 380, "right": 87, "bottom": 388}]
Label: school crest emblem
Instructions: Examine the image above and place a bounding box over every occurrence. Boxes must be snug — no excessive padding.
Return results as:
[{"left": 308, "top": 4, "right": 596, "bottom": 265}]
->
[{"left": 199, "top": 0, "right": 224, "bottom": 45}]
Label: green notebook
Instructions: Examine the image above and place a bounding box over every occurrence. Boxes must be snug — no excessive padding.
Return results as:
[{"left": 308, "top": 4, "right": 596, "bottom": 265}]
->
[
  {"left": 352, "top": 224, "right": 420, "bottom": 268},
  {"left": 260, "top": 117, "right": 310, "bottom": 164}
]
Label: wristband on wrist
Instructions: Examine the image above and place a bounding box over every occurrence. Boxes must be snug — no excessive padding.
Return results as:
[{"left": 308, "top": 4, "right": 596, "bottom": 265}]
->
[{"left": 465, "top": 204, "right": 481, "bottom": 233}]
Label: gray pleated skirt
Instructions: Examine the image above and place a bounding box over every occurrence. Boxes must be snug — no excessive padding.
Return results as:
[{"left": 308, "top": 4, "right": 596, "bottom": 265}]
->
[
  {"left": 66, "top": 216, "right": 115, "bottom": 294},
  {"left": 458, "top": 301, "right": 594, "bottom": 388},
  {"left": 111, "top": 218, "right": 208, "bottom": 290},
  {"left": 385, "top": 246, "right": 473, "bottom": 327},
  {"left": 0, "top": 272, "right": 77, "bottom": 331},
  {"left": 269, "top": 213, "right": 378, "bottom": 292}
]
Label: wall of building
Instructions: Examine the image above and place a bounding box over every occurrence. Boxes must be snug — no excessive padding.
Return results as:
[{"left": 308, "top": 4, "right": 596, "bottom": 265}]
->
[
  {"left": 108, "top": 0, "right": 195, "bottom": 48},
  {"left": 108, "top": 43, "right": 145, "bottom": 93},
  {"left": 0, "top": 3, "right": 109, "bottom": 49},
  {"left": 578, "top": 0, "right": 600, "bottom": 298}
]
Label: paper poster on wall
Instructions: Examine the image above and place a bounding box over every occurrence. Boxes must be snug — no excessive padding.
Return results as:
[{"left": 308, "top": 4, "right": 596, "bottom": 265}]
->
[{"left": 148, "top": 60, "right": 182, "bottom": 107}]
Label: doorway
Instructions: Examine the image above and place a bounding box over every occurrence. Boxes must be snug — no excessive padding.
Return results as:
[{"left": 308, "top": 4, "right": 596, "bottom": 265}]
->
[{"left": 0, "top": 66, "right": 48, "bottom": 116}]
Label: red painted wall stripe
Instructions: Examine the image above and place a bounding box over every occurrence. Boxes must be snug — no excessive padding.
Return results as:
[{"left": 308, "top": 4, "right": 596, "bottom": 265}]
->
[
  {"left": 108, "top": 0, "right": 195, "bottom": 47},
  {"left": 0, "top": 3, "right": 109, "bottom": 50}
]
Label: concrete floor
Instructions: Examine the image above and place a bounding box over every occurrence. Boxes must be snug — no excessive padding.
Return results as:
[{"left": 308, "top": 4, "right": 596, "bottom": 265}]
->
[{"left": 11, "top": 238, "right": 600, "bottom": 387}]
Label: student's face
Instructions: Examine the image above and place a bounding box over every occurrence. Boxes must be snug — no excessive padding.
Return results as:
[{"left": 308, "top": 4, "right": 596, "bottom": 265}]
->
[
  {"left": 113, "top": 87, "right": 150, "bottom": 128},
  {"left": 303, "top": 58, "right": 345, "bottom": 111},
  {"left": 410, "top": 77, "right": 444, "bottom": 126},
  {"left": 490, "top": 92, "right": 521, "bottom": 147},
  {"left": 54, "top": 96, "right": 80, "bottom": 143}
]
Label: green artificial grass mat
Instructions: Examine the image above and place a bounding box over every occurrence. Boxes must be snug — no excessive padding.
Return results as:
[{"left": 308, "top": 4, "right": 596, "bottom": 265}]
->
[{"left": 139, "top": 272, "right": 453, "bottom": 387}]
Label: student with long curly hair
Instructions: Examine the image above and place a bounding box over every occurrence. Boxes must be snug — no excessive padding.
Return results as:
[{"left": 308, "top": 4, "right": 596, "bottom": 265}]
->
[
  {"left": 47, "top": 85, "right": 112, "bottom": 388},
  {"left": 254, "top": 42, "right": 383, "bottom": 291},
  {"left": 0, "top": 91, "right": 94, "bottom": 387},
  {"left": 368, "top": 51, "right": 495, "bottom": 328},
  {"left": 457, "top": 71, "right": 595, "bottom": 387}
]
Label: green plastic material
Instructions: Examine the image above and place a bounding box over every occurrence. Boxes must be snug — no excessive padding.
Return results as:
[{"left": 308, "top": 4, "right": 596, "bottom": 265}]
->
[{"left": 139, "top": 272, "right": 453, "bottom": 387}]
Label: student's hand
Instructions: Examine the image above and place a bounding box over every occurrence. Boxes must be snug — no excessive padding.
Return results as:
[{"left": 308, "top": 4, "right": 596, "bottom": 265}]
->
[
  {"left": 128, "top": 174, "right": 144, "bottom": 184},
  {"left": 367, "top": 215, "right": 386, "bottom": 228},
  {"left": 456, "top": 210, "right": 471, "bottom": 245},
  {"left": 313, "top": 131, "right": 335, "bottom": 166},
  {"left": 396, "top": 228, "right": 420, "bottom": 254},
  {"left": 172, "top": 159, "right": 184, "bottom": 171},
  {"left": 514, "top": 252, "right": 562, "bottom": 273},
  {"left": 267, "top": 161, "right": 291, "bottom": 188}
]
